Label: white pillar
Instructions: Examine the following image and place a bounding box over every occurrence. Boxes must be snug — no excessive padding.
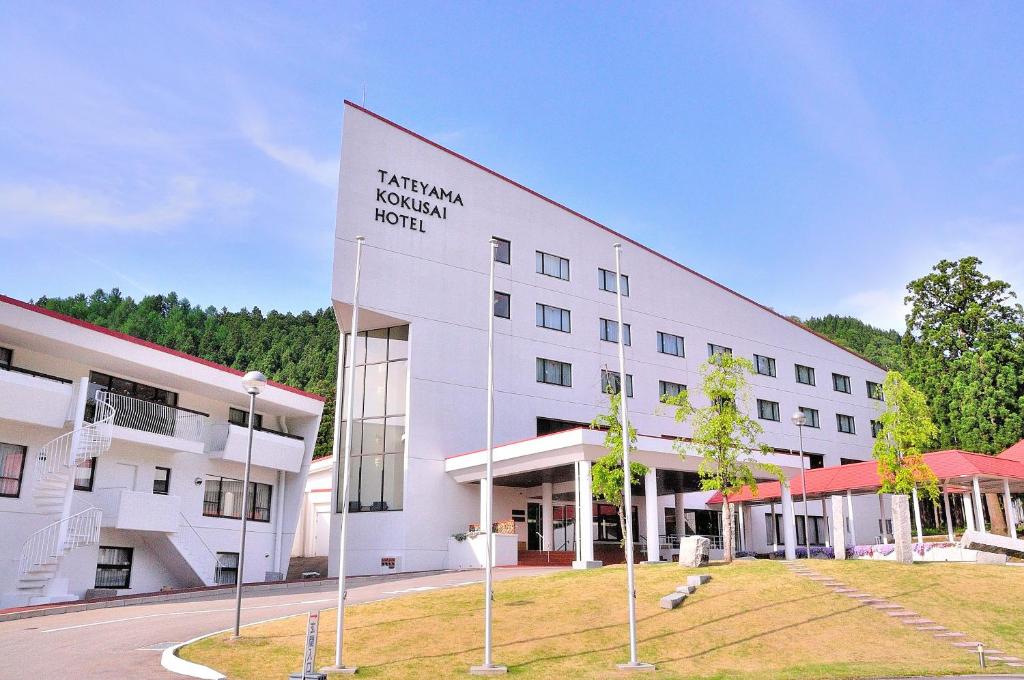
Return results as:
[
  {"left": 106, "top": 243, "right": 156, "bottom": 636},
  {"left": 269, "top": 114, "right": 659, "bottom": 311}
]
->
[
  {"left": 780, "top": 481, "right": 797, "bottom": 560},
  {"left": 573, "top": 461, "right": 599, "bottom": 568},
  {"left": 644, "top": 469, "right": 660, "bottom": 562},
  {"left": 541, "top": 482, "right": 554, "bottom": 551},
  {"left": 1003, "top": 478, "right": 1017, "bottom": 540},
  {"left": 911, "top": 487, "right": 923, "bottom": 544},
  {"left": 820, "top": 498, "right": 830, "bottom": 548},
  {"left": 963, "top": 493, "right": 976, "bottom": 533},
  {"left": 942, "top": 487, "right": 955, "bottom": 542},
  {"left": 769, "top": 501, "right": 778, "bottom": 552},
  {"left": 878, "top": 494, "right": 888, "bottom": 544},
  {"left": 972, "top": 476, "right": 985, "bottom": 532},
  {"left": 674, "top": 491, "right": 686, "bottom": 541},
  {"left": 846, "top": 490, "right": 857, "bottom": 545},
  {"left": 737, "top": 503, "right": 746, "bottom": 553}
]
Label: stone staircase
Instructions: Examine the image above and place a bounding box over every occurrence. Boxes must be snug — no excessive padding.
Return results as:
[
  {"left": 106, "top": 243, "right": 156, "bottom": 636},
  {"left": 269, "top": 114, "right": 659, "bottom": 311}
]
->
[{"left": 516, "top": 549, "right": 575, "bottom": 567}]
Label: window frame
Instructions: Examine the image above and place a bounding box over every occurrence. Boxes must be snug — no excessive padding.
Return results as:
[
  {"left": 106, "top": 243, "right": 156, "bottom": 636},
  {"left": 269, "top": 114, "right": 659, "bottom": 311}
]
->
[
  {"left": 95, "top": 546, "right": 133, "bottom": 589},
  {"left": 0, "top": 346, "right": 11, "bottom": 369},
  {"left": 756, "top": 399, "right": 781, "bottom": 422},
  {"left": 535, "top": 303, "right": 571, "bottom": 333},
  {"left": 153, "top": 466, "right": 171, "bottom": 495},
  {"left": 493, "top": 237, "right": 511, "bottom": 265},
  {"left": 657, "top": 332, "right": 685, "bottom": 357},
  {"left": 74, "top": 456, "right": 96, "bottom": 492},
  {"left": 832, "top": 373, "right": 852, "bottom": 394},
  {"left": 599, "top": 318, "right": 631, "bottom": 346},
  {"left": 536, "top": 358, "right": 572, "bottom": 387},
  {"left": 798, "top": 406, "right": 820, "bottom": 429},
  {"left": 795, "top": 364, "right": 816, "bottom": 386},
  {"left": 203, "top": 476, "right": 274, "bottom": 522},
  {"left": 228, "top": 407, "right": 263, "bottom": 430},
  {"left": 0, "top": 442, "right": 27, "bottom": 498},
  {"left": 658, "top": 380, "right": 686, "bottom": 400},
  {"left": 754, "top": 354, "right": 776, "bottom": 377},
  {"left": 493, "top": 291, "right": 511, "bottom": 319},
  {"left": 535, "top": 250, "right": 570, "bottom": 281},
  {"left": 836, "top": 413, "right": 856, "bottom": 435},
  {"left": 866, "top": 381, "right": 884, "bottom": 400},
  {"left": 597, "top": 268, "right": 629, "bottom": 296},
  {"left": 215, "top": 551, "right": 239, "bottom": 585},
  {"left": 600, "top": 369, "right": 634, "bottom": 398},
  {"left": 708, "top": 343, "right": 732, "bottom": 357},
  {"left": 871, "top": 419, "right": 883, "bottom": 438}
]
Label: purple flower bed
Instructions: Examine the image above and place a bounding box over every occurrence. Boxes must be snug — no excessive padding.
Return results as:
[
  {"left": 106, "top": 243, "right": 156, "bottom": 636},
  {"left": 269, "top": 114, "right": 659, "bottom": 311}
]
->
[
  {"left": 768, "top": 546, "right": 834, "bottom": 559},
  {"left": 848, "top": 544, "right": 895, "bottom": 558}
]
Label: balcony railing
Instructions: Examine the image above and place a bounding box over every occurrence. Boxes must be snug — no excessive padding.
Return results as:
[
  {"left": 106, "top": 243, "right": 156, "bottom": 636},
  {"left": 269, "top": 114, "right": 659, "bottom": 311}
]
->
[
  {"left": 86, "top": 391, "right": 207, "bottom": 442},
  {"left": 0, "top": 363, "right": 72, "bottom": 384}
]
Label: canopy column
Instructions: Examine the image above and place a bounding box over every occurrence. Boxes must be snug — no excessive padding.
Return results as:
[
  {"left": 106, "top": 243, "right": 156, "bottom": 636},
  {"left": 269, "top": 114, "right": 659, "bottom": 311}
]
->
[
  {"left": 572, "top": 461, "right": 600, "bottom": 569},
  {"left": 972, "top": 476, "right": 986, "bottom": 532},
  {"left": 846, "top": 490, "right": 857, "bottom": 545},
  {"left": 769, "top": 501, "right": 778, "bottom": 552},
  {"left": 878, "top": 495, "right": 888, "bottom": 544},
  {"left": 963, "top": 493, "right": 976, "bottom": 533},
  {"left": 541, "top": 482, "right": 554, "bottom": 551},
  {"left": 737, "top": 502, "right": 746, "bottom": 553},
  {"left": 781, "top": 481, "right": 797, "bottom": 560},
  {"left": 643, "top": 469, "right": 660, "bottom": 563},
  {"left": 674, "top": 491, "right": 686, "bottom": 541},
  {"left": 912, "top": 487, "right": 924, "bottom": 544},
  {"left": 942, "top": 486, "right": 955, "bottom": 542},
  {"left": 1003, "top": 478, "right": 1017, "bottom": 540},
  {"left": 820, "top": 498, "right": 830, "bottom": 548}
]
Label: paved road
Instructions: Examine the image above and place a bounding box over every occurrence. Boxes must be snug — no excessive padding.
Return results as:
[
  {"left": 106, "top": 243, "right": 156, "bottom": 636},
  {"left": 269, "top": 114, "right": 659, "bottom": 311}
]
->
[{"left": 0, "top": 567, "right": 561, "bottom": 680}]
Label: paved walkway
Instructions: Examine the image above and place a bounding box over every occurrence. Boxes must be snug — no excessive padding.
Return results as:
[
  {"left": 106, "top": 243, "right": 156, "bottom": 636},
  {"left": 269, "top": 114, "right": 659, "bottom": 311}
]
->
[{"left": 0, "top": 567, "right": 563, "bottom": 679}]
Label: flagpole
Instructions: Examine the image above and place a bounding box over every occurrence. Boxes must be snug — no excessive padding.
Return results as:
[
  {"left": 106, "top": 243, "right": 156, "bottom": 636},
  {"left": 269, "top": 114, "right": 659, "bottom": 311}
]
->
[
  {"left": 471, "top": 238, "right": 507, "bottom": 675},
  {"left": 323, "top": 235, "right": 364, "bottom": 675},
  {"left": 613, "top": 243, "right": 654, "bottom": 672}
]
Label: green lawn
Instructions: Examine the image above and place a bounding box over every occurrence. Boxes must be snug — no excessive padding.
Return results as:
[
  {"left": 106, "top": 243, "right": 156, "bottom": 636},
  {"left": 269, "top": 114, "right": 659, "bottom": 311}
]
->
[{"left": 180, "top": 560, "right": 1008, "bottom": 679}]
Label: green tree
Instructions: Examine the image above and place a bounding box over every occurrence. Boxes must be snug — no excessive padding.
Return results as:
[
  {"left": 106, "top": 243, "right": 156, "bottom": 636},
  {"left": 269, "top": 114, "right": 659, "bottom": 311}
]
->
[
  {"left": 802, "top": 314, "right": 904, "bottom": 371},
  {"left": 872, "top": 371, "right": 940, "bottom": 501},
  {"left": 662, "top": 353, "right": 780, "bottom": 562},
  {"left": 590, "top": 391, "right": 648, "bottom": 552}
]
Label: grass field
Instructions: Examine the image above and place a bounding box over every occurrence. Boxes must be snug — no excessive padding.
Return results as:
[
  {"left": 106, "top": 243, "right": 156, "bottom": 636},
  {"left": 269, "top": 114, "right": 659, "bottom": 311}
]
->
[{"left": 180, "top": 559, "right": 1013, "bottom": 679}]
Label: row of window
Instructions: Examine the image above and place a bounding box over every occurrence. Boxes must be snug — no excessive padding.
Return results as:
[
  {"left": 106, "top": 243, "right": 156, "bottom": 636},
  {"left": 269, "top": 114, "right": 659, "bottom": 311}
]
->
[
  {"left": 95, "top": 546, "right": 242, "bottom": 589},
  {"left": 493, "top": 237, "right": 630, "bottom": 296},
  {"left": 754, "top": 400, "right": 882, "bottom": 437}
]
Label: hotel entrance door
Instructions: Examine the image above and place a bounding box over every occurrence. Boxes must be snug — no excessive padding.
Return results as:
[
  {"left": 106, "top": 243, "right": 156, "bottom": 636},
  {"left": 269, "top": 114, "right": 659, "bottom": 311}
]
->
[{"left": 526, "top": 502, "right": 577, "bottom": 551}]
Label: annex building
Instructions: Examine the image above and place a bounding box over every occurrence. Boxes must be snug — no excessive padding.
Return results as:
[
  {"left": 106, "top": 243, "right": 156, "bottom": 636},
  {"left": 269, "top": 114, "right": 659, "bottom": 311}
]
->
[
  {"left": 329, "top": 102, "right": 890, "bottom": 575},
  {"left": 0, "top": 296, "right": 324, "bottom": 606}
]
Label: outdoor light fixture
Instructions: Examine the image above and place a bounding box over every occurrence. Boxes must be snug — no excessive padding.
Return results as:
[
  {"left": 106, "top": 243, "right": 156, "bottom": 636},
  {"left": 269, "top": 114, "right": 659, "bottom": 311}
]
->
[
  {"left": 790, "top": 410, "right": 811, "bottom": 559},
  {"left": 232, "top": 370, "right": 267, "bottom": 638}
]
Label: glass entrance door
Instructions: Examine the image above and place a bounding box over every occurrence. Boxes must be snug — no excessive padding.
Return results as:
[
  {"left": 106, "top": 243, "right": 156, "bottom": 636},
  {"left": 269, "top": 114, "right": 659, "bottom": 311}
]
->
[{"left": 527, "top": 502, "right": 541, "bottom": 550}]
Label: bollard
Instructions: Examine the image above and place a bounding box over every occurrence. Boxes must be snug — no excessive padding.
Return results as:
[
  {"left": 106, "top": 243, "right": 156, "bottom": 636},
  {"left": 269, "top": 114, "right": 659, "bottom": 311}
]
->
[{"left": 977, "top": 643, "right": 985, "bottom": 668}]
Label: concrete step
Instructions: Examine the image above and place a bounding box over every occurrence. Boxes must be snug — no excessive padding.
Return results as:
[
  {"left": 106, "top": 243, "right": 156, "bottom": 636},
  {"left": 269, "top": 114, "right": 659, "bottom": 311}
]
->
[
  {"left": 886, "top": 611, "right": 919, "bottom": 618},
  {"left": 951, "top": 641, "right": 985, "bottom": 648},
  {"left": 935, "top": 632, "right": 966, "bottom": 638}
]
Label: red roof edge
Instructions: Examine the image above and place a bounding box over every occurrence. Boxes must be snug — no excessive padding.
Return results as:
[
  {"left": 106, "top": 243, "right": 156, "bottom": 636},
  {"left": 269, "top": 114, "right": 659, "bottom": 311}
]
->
[
  {"left": 0, "top": 294, "right": 326, "bottom": 402},
  {"left": 342, "top": 100, "right": 887, "bottom": 372}
]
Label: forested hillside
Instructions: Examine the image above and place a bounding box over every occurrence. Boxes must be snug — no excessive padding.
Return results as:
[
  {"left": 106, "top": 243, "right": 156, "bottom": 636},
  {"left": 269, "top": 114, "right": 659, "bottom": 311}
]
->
[
  {"left": 34, "top": 289, "right": 340, "bottom": 458},
  {"left": 800, "top": 314, "right": 904, "bottom": 370}
]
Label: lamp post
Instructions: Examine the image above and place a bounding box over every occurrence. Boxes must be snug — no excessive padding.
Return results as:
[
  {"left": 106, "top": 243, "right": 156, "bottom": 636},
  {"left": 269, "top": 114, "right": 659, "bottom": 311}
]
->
[
  {"left": 790, "top": 410, "right": 810, "bottom": 559},
  {"left": 232, "top": 370, "right": 267, "bottom": 638}
]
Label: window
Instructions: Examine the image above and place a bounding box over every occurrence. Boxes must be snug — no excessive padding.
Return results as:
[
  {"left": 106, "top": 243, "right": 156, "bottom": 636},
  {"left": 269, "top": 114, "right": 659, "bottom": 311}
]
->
[
  {"left": 754, "top": 354, "right": 776, "bottom": 377},
  {"left": 203, "top": 477, "right": 273, "bottom": 521},
  {"left": 74, "top": 457, "right": 96, "bottom": 491},
  {"left": 493, "top": 291, "right": 510, "bottom": 319},
  {"left": 95, "top": 547, "right": 133, "bottom": 589},
  {"left": 708, "top": 343, "right": 732, "bottom": 357},
  {"left": 599, "top": 318, "right": 631, "bottom": 345},
  {"left": 799, "top": 407, "right": 820, "bottom": 428},
  {"left": 805, "top": 453, "right": 824, "bottom": 469},
  {"left": 535, "top": 250, "right": 569, "bottom": 280},
  {"left": 867, "top": 381, "right": 883, "bottom": 400},
  {"left": 215, "top": 552, "right": 239, "bottom": 585},
  {"left": 0, "top": 347, "right": 10, "bottom": 369},
  {"left": 0, "top": 442, "right": 26, "bottom": 498},
  {"left": 659, "top": 380, "right": 686, "bottom": 400},
  {"left": 228, "top": 407, "right": 263, "bottom": 430},
  {"left": 89, "top": 371, "right": 177, "bottom": 407},
  {"left": 594, "top": 503, "right": 639, "bottom": 542},
  {"left": 836, "top": 413, "right": 856, "bottom": 434},
  {"left": 795, "top": 364, "right": 815, "bottom": 386},
  {"left": 871, "top": 419, "right": 883, "bottom": 438},
  {"left": 657, "top": 332, "right": 685, "bottom": 357},
  {"left": 339, "top": 325, "right": 408, "bottom": 513},
  {"left": 832, "top": 373, "right": 851, "bottom": 394},
  {"left": 796, "top": 516, "right": 828, "bottom": 547},
  {"left": 536, "top": 358, "right": 572, "bottom": 387},
  {"left": 536, "top": 417, "right": 587, "bottom": 436},
  {"left": 757, "top": 399, "right": 780, "bottom": 421},
  {"left": 153, "top": 467, "right": 171, "bottom": 495},
  {"left": 841, "top": 457, "right": 864, "bottom": 465},
  {"left": 601, "top": 369, "right": 634, "bottom": 397},
  {"left": 536, "top": 303, "right": 571, "bottom": 332},
  {"left": 493, "top": 237, "right": 511, "bottom": 264},
  {"left": 598, "top": 268, "right": 629, "bottom": 296}
]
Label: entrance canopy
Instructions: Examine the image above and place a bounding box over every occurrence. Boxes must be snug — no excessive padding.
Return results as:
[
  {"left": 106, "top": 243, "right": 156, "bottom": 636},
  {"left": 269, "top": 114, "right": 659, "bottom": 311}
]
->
[{"left": 707, "top": 448, "right": 1024, "bottom": 506}]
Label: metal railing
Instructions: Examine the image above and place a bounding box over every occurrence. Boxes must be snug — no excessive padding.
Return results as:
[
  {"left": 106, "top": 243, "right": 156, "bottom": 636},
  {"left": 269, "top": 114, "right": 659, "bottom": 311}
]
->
[
  {"left": 90, "top": 391, "right": 207, "bottom": 442},
  {"left": 19, "top": 506, "right": 102, "bottom": 577},
  {"left": 0, "top": 363, "right": 73, "bottom": 384},
  {"left": 35, "top": 391, "right": 114, "bottom": 477}
]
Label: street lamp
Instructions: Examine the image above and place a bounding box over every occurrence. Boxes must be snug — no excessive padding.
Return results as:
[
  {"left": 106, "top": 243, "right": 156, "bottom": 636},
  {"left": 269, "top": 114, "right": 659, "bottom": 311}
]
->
[
  {"left": 790, "top": 410, "right": 810, "bottom": 559},
  {"left": 232, "top": 370, "right": 267, "bottom": 638}
]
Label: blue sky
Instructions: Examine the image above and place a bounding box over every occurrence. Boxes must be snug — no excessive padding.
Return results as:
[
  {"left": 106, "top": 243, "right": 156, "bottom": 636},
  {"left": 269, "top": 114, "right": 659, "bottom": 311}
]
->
[{"left": 2, "top": 2, "right": 1022, "bottom": 330}]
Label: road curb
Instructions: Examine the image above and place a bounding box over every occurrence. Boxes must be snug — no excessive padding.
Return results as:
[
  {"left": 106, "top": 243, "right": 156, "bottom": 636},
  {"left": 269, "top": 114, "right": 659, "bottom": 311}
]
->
[{"left": 162, "top": 630, "right": 229, "bottom": 680}]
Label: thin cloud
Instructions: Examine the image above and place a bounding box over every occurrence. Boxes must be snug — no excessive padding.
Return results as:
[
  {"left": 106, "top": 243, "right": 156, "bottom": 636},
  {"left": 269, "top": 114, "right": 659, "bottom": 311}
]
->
[{"left": 240, "top": 115, "right": 338, "bottom": 189}]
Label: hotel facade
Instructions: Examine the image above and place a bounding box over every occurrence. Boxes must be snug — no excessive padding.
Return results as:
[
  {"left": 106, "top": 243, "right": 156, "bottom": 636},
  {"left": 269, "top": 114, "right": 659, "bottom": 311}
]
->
[
  {"left": 0, "top": 296, "right": 323, "bottom": 606},
  {"left": 329, "top": 102, "right": 891, "bottom": 576}
]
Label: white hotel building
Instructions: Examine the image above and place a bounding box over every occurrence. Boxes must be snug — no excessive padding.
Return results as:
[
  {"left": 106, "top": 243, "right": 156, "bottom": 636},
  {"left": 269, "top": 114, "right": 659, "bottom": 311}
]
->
[
  {"left": 0, "top": 296, "right": 323, "bottom": 606},
  {"left": 329, "top": 102, "right": 891, "bottom": 575}
]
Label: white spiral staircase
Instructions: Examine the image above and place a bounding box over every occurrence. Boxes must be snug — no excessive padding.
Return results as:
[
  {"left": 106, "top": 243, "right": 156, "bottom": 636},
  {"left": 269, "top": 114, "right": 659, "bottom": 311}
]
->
[{"left": 14, "top": 389, "right": 115, "bottom": 603}]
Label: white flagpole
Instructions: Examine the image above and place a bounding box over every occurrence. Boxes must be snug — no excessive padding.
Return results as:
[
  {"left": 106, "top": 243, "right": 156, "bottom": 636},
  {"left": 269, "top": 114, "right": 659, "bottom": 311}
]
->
[
  {"left": 471, "top": 239, "right": 506, "bottom": 675},
  {"left": 323, "top": 235, "right": 364, "bottom": 675},
  {"left": 613, "top": 243, "right": 653, "bottom": 672}
]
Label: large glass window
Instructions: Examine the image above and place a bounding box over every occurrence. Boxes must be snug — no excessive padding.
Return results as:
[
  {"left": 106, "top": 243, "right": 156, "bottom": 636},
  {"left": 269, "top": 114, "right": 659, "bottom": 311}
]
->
[
  {"left": 536, "top": 358, "right": 572, "bottom": 387},
  {"left": 493, "top": 291, "right": 510, "bottom": 319},
  {"left": 795, "top": 364, "right": 816, "bottom": 386},
  {"left": 832, "top": 373, "right": 851, "bottom": 394},
  {"left": 601, "top": 369, "right": 633, "bottom": 397},
  {"left": 754, "top": 354, "right": 776, "bottom": 377},
  {"left": 0, "top": 442, "right": 26, "bottom": 498},
  {"left": 658, "top": 332, "right": 685, "bottom": 357},
  {"left": 866, "top": 381, "right": 884, "bottom": 400},
  {"left": 757, "top": 399, "right": 780, "bottom": 421},
  {"left": 535, "top": 250, "right": 570, "bottom": 280},
  {"left": 203, "top": 476, "right": 273, "bottom": 521},
  {"left": 598, "top": 268, "right": 629, "bottom": 296},
  {"left": 228, "top": 407, "right": 263, "bottom": 430},
  {"left": 493, "top": 237, "right": 511, "bottom": 264},
  {"left": 799, "top": 406, "right": 820, "bottom": 428},
  {"left": 599, "top": 318, "right": 631, "bottom": 345},
  {"left": 594, "top": 503, "right": 639, "bottom": 542},
  {"left": 338, "top": 325, "right": 408, "bottom": 513},
  {"left": 536, "top": 303, "right": 571, "bottom": 332},
  {"left": 95, "top": 546, "right": 133, "bottom": 588},
  {"left": 836, "top": 413, "right": 856, "bottom": 434}
]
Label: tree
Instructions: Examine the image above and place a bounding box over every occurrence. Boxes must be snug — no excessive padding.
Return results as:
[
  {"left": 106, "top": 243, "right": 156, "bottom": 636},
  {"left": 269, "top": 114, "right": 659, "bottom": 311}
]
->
[
  {"left": 872, "top": 371, "right": 940, "bottom": 501},
  {"left": 801, "top": 314, "right": 904, "bottom": 371},
  {"left": 590, "top": 391, "right": 648, "bottom": 554},
  {"left": 662, "top": 353, "right": 780, "bottom": 563},
  {"left": 903, "top": 257, "right": 1024, "bottom": 530}
]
